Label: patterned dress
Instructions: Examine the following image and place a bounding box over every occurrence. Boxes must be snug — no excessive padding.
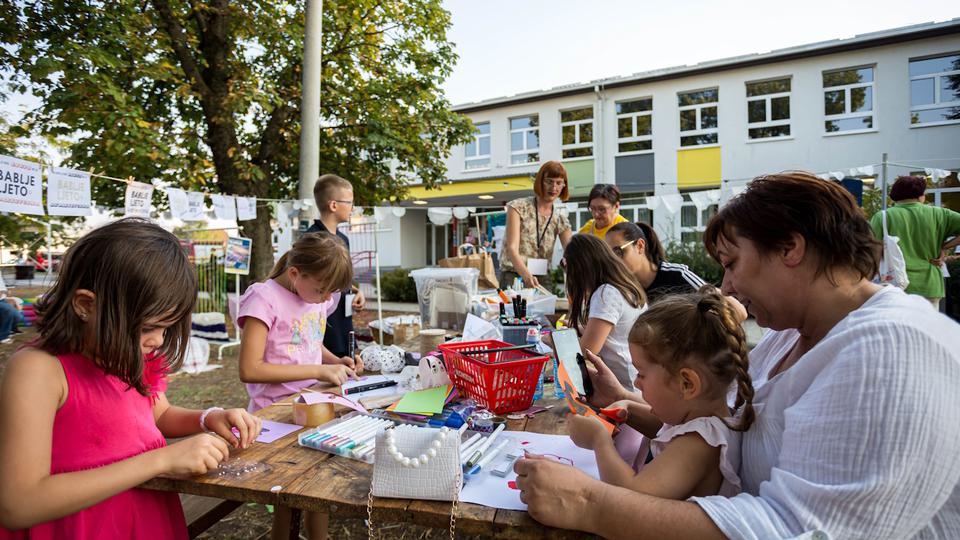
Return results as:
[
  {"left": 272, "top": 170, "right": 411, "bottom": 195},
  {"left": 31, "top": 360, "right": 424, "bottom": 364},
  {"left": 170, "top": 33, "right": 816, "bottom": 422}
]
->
[{"left": 500, "top": 196, "right": 571, "bottom": 283}]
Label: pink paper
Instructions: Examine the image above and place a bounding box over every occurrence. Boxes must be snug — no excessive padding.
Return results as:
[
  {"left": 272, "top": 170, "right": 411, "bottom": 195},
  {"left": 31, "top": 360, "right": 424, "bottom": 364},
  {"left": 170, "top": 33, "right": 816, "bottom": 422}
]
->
[
  {"left": 255, "top": 419, "right": 303, "bottom": 444},
  {"left": 299, "top": 391, "right": 368, "bottom": 413}
]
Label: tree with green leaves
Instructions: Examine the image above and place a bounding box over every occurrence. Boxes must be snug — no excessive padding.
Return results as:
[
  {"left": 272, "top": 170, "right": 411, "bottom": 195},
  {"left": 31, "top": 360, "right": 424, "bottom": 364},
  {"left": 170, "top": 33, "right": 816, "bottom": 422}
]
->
[{"left": 1, "top": 0, "right": 473, "bottom": 279}]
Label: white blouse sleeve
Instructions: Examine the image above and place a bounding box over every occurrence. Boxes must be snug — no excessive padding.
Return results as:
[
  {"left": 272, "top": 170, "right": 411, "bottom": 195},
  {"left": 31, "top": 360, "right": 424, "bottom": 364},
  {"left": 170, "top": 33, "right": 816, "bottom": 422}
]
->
[{"left": 692, "top": 322, "right": 960, "bottom": 539}]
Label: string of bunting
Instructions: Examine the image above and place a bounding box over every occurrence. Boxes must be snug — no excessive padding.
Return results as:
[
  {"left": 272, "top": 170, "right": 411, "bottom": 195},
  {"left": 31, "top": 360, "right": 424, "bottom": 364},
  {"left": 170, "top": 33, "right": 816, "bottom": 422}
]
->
[{"left": 0, "top": 153, "right": 310, "bottom": 221}]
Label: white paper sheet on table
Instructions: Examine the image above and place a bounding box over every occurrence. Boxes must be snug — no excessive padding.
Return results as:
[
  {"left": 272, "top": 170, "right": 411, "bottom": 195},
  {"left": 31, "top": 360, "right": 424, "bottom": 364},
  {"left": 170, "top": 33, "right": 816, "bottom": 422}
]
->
[
  {"left": 255, "top": 419, "right": 302, "bottom": 444},
  {"left": 459, "top": 431, "right": 601, "bottom": 511},
  {"left": 342, "top": 375, "right": 403, "bottom": 399},
  {"left": 462, "top": 313, "right": 500, "bottom": 341}
]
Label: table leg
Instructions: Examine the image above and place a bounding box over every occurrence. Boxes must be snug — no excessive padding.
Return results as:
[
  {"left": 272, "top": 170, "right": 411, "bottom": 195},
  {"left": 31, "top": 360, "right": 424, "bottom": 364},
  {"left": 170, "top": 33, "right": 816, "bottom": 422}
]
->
[{"left": 288, "top": 508, "right": 301, "bottom": 540}]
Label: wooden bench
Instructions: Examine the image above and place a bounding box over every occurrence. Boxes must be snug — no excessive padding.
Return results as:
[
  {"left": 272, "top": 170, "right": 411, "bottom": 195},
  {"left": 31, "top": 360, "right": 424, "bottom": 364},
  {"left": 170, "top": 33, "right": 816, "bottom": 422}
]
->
[{"left": 180, "top": 494, "right": 242, "bottom": 538}]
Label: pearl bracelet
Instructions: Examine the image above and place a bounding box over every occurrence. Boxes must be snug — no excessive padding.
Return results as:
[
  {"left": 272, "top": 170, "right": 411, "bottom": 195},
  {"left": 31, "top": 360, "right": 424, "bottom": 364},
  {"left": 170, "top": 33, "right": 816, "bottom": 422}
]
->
[{"left": 200, "top": 407, "right": 224, "bottom": 433}]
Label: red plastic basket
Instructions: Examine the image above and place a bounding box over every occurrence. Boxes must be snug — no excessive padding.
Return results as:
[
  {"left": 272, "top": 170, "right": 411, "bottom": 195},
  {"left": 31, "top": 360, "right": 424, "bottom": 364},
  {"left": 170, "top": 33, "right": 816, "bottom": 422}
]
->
[{"left": 438, "top": 339, "right": 549, "bottom": 414}]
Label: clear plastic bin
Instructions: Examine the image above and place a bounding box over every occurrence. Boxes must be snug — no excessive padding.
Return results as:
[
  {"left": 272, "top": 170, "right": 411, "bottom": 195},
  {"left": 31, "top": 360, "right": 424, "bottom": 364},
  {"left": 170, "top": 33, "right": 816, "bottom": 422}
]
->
[{"left": 410, "top": 268, "right": 479, "bottom": 330}]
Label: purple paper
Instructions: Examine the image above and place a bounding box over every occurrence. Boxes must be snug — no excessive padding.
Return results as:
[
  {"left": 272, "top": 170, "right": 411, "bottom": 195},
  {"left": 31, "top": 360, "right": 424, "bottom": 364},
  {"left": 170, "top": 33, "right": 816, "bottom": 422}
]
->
[{"left": 255, "top": 419, "right": 303, "bottom": 443}]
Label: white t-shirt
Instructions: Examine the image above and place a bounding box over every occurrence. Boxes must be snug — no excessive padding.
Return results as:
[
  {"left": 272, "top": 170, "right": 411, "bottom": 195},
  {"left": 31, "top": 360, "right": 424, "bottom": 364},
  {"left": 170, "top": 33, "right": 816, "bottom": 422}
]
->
[
  {"left": 588, "top": 284, "right": 645, "bottom": 390},
  {"left": 693, "top": 286, "right": 960, "bottom": 539},
  {"left": 652, "top": 416, "right": 742, "bottom": 497}
]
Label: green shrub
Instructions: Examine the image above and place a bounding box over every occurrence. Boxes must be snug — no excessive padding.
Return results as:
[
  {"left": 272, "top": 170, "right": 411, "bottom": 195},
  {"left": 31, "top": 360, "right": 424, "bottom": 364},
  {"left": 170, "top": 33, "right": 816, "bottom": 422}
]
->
[
  {"left": 663, "top": 241, "right": 724, "bottom": 286},
  {"left": 380, "top": 268, "right": 418, "bottom": 302}
]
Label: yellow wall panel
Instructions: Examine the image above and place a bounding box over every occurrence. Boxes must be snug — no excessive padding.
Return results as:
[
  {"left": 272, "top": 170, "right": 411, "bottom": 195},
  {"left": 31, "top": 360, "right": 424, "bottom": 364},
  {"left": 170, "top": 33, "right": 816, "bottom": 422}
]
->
[
  {"left": 677, "top": 147, "right": 721, "bottom": 189},
  {"left": 407, "top": 175, "right": 533, "bottom": 199}
]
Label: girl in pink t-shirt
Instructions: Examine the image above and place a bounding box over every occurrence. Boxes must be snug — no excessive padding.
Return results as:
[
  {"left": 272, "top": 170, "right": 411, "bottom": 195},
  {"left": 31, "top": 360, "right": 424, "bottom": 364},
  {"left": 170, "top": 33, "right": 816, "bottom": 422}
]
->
[
  {"left": 238, "top": 231, "right": 361, "bottom": 538},
  {"left": 0, "top": 218, "right": 261, "bottom": 538}
]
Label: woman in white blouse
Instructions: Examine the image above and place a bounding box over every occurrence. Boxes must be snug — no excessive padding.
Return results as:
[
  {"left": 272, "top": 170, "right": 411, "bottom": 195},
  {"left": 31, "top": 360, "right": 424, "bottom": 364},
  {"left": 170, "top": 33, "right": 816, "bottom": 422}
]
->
[{"left": 515, "top": 172, "right": 960, "bottom": 539}]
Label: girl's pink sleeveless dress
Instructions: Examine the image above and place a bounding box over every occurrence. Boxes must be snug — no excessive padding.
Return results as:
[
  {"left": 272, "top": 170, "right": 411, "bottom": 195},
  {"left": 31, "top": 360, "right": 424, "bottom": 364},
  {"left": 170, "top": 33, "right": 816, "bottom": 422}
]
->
[{"left": 1, "top": 353, "right": 187, "bottom": 539}]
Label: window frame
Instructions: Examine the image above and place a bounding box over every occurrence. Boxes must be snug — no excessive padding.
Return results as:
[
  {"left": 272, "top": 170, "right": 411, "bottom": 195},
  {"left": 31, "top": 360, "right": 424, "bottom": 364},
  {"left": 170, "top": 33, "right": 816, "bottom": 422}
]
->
[
  {"left": 908, "top": 52, "right": 960, "bottom": 128},
  {"left": 464, "top": 121, "right": 491, "bottom": 171},
  {"left": 509, "top": 114, "right": 540, "bottom": 166},
  {"left": 678, "top": 87, "right": 719, "bottom": 148},
  {"left": 679, "top": 194, "right": 718, "bottom": 244},
  {"left": 560, "top": 106, "right": 595, "bottom": 160},
  {"left": 822, "top": 65, "right": 877, "bottom": 135},
  {"left": 615, "top": 97, "right": 654, "bottom": 156},
  {"left": 745, "top": 77, "right": 792, "bottom": 141}
]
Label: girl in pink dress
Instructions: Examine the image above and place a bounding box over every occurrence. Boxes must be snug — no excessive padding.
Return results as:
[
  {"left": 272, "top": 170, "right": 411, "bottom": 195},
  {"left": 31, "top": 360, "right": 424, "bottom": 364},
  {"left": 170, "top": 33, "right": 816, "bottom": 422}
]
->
[{"left": 0, "top": 218, "right": 261, "bottom": 539}]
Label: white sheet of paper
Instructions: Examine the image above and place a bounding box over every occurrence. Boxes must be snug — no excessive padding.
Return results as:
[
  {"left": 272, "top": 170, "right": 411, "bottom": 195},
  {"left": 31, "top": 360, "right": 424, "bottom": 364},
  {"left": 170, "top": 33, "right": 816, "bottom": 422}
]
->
[
  {"left": 255, "top": 419, "right": 302, "bottom": 444},
  {"left": 460, "top": 431, "right": 601, "bottom": 510},
  {"left": 462, "top": 313, "right": 500, "bottom": 341},
  {"left": 341, "top": 374, "right": 402, "bottom": 399},
  {"left": 345, "top": 293, "right": 356, "bottom": 317},
  {"left": 527, "top": 258, "right": 548, "bottom": 276}
]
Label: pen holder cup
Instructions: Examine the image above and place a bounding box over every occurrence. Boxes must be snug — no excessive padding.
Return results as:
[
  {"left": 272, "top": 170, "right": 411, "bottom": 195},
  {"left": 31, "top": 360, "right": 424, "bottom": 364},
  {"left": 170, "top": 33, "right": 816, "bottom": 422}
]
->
[{"left": 292, "top": 399, "right": 336, "bottom": 428}]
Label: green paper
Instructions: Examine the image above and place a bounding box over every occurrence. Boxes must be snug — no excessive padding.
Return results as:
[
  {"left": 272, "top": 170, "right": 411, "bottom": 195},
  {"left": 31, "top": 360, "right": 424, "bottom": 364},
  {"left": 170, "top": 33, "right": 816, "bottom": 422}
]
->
[{"left": 393, "top": 385, "right": 451, "bottom": 415}]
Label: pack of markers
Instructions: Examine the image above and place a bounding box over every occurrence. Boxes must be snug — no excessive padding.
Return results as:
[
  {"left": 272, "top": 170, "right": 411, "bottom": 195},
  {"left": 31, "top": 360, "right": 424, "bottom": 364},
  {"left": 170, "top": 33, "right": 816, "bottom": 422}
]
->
[{"left": 298, "top": 411, "right": 398, "bottom": 463}]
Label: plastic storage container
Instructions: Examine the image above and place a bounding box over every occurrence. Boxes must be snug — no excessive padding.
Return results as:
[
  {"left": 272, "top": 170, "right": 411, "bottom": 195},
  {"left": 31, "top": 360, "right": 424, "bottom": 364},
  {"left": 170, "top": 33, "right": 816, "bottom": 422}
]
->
[
  {"left": 410, "top": 268, "right": 479, "bottom": 330},
  {"left": 438, "top": 339, "right": 549, "bottom": 414}
]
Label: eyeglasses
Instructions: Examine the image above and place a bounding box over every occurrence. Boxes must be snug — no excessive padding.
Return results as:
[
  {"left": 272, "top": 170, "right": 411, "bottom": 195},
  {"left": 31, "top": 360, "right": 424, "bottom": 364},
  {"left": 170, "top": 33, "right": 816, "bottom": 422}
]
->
[
  {"left": 542, "top": 179, "right": 566, "bottom": 189},
  {"left": 589, "top": 205, "right": 614, "bottom": 215},
  {"left": 612, "top": 240, "right": 635, "bottom": 258}
]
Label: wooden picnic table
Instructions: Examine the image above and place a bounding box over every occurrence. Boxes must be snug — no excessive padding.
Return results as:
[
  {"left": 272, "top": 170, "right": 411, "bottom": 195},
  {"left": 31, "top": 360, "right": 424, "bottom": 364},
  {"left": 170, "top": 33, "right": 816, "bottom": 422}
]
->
[{"left": 143, "top": 389, "right": 589, "bottom": 538}]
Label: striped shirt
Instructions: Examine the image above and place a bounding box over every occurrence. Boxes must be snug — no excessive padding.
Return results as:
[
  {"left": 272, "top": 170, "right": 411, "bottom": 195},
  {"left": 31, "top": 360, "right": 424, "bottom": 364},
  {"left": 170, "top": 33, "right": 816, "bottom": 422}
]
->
[{"left": 645, "top": 261, "right": 707, "bottom": 303}]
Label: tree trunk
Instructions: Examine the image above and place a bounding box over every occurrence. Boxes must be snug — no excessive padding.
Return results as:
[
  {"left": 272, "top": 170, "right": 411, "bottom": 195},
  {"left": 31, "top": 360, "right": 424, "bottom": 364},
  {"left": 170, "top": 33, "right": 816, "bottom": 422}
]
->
[{"left": 240, "top": 212, "right": 275, "bottom": 282}]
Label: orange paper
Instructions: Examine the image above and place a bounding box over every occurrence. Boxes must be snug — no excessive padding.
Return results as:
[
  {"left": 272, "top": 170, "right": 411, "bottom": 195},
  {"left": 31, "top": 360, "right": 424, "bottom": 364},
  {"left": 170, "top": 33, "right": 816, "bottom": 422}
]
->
[{"left": 556, "top": 362, "right": 615, "bottom": 434}]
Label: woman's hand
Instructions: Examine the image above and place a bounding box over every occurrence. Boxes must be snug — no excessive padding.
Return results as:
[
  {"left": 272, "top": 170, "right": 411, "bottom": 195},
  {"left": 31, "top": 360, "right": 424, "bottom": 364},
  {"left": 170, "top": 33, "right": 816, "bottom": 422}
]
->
[
  {"left": 521, "top": 271, "right": 540, "bottom": 289},
  {"left": 316, "top": 364, "right": 357, "bottom": 386},
  {"left": 582, "top": 349, "right": 628, "bottom": 408},
  {"left": 203, "top": 408, "right": 262, "bottom": 449},
  {"left": 160, "top": 434, "right": 230, "bottom": 476},
  {"left": 514, "top": 454, "right": 600, "bottom": 532},
  {"left": 567, "top": 414, "right": 610, "bottom": 450},
  {"left": 352, "top": 290, "right": 366, "bottom": 311}
]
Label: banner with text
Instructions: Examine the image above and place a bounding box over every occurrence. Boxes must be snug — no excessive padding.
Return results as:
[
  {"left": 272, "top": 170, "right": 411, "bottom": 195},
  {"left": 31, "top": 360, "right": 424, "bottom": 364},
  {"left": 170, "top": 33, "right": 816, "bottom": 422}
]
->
[
  {"left": 125, "top": 181, "right": 154, "bottom": 217},
  {"left": 47, "top": 167, "right": 92, "bottom": 216},
  {"left": 182, "top": 191, "right": 206, "bottom": 221},
  {"left": 236, "top": 196, "right": 257, "bottom": 221},
  {"left": 0, "top": 155, "right": 44, "bottom": 215}
]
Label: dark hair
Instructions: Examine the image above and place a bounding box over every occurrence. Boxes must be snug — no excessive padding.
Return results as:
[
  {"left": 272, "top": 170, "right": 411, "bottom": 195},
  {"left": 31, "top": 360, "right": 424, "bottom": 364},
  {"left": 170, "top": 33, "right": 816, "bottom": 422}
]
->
[
  {"left": 564, "top": 234, "right": 645, "bottom": 329},
  {"left": 533, "top": 161, "right": 570, "bottom": 202},
  {"left": 269, "top": 232, "right": 353, "bottom": 293},
  {"left": 629, "top": 286, "right": 754, "bottom": 431},
  {"left": 608, "top": 221, "right": 666, "bottom": 267},
  {"left": 313, "top": 174, "right": 353, "bottom": 208},
  {"left": 587, "top": 184, "right": 620, "bottom": 206},
  {"left": 704, "top": 172, "right": 881, "bottom": 283},
  {"left": 34, "top": 218, "right": 197, "bottom": 396},
  {"left": 889, "top": 175, "right": 927, "bottom": 202}
]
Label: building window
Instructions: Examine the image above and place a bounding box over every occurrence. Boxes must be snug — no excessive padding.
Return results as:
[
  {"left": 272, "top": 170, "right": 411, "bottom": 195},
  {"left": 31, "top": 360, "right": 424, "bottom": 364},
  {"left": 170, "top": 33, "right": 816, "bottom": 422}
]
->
[
  {"left": 510, "top": 115, "right": 540, "bottom": 165},
  {"left": 678, "top": 88, "right": 719, "bottom": 147},
  {"left": 616, "top": 98, "right": 653, "bottom": 154},
  {"left": 560, "top": 107, "right": 594, "bottom": 159},
  {"left": 746, "top": 78, "right": 791, "bottom": 139},
  {"left": 823, "top": 66, "right": 874, "bottom": 133},
  {"left": 464, "top": 122, "right": 490, "bottom": 170},
  {"left": 909, "top": 53, "right": 960, "bottom": 126},
  {"left": 680, "top": 196, "right": 718, "bottom": 243}
]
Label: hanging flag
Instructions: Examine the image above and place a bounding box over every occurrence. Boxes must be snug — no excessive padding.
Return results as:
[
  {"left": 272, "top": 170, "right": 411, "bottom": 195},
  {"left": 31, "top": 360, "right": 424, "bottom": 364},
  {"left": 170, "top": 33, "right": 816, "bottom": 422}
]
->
[
  {"left": 124, "top": 181, "right": 154, "bottom": 217},
  {"left": 236, "top": 196, "right": 257, "bottom": 221},
  {"left": 211, "top": 194, "right": 237, "bottom": 221},
  {"left": 165, "top": 187, "right": 189, "bottom": 219},
  {"left": 182, "top": 191, "right": 206, "bottom": 221},
  {"left": 47, "top": 167, "right": 92, "bottom": 216},
  {"left": 0, "top": 155, "right": 44, "bottom": 215}
]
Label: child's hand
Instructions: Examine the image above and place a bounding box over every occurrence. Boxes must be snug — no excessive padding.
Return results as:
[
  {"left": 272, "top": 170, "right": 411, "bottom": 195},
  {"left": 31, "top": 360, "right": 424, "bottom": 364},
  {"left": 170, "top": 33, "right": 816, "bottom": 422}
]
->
[
  {"left": 352, "top": 290, "right": 366, "bottom": 311},
  {"left": 317, "top": 364, "right": 358, "bottom": 386},
  {"left": 582, "top": 349, "right": 628, "bottom": 408},
  {"left": 203, "top": 408, "right": 263, "bottom": 449},
  {"left": 333, "top": 354, "right": 364, "bottom": 374},
  {"left": 567, "top": 414, "right": 610, "bottom": 450},
  {"left": 161, "top": 434, "right": 230, "bottom": 476}
]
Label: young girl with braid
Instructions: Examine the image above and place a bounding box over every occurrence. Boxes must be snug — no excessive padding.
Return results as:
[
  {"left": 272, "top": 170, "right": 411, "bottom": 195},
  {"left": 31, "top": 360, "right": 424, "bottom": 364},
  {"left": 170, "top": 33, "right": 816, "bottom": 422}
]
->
[{"left": 568, "top": 286, "right": 754, "bottom": 498}]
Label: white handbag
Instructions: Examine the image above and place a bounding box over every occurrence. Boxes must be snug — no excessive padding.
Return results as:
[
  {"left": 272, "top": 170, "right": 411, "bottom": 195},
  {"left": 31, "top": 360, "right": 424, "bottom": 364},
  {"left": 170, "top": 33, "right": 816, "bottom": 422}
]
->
[
  {"left": 879, "top": 210, "right": 910, "bottom": 290},
  {"left": 368, "top": 425, "right": 462, "bottom": 539}
]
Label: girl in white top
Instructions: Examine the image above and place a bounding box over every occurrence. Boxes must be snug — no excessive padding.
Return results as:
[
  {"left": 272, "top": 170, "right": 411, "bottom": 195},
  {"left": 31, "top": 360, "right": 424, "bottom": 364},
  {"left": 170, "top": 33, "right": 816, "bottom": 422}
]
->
[
  {"left": 569, "top": 286, "right": 754, "bottom": 499},
  {"left": 563, "top": 234, "right": 645, "bottom": 390}
]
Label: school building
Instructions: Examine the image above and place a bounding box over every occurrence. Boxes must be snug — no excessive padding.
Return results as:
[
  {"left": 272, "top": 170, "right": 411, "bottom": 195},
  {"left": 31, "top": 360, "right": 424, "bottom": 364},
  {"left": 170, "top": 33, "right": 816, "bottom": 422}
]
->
[{"left": 368, "top": 19, "right": 960, "bottom": 269}]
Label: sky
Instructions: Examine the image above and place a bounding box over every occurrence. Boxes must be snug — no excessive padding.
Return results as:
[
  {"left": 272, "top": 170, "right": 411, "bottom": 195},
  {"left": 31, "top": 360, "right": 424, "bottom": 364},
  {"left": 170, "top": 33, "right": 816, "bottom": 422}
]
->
[{"left": 440, "top": 0, "right": 959, "bottom": 106}]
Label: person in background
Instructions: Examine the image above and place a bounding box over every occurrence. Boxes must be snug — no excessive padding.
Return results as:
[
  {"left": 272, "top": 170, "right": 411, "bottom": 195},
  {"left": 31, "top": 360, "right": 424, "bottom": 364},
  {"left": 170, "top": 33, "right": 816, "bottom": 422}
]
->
[
  {"left": 578, "top": 184, "right": 628, "bottom": 239},
  {"left": 606, "top": 221, "right": 747, "bottom": 320},
  {"left": 0, "top": 274, "right": 24, "bottom": 342},
  {"left": 563, "top": 234, "right": 645, "bottom": 390},
  {"left": 869, "top": 175, "right": 960, "bottom": 310},
  {"left": 307, "top": 174, "right": 366, "bottom": 359},
  {"left": 502, "top": 161, "right": 574, "bottom": 290},
  {"left": 515, "top": 172, "right": 960, "bottom": 539}
]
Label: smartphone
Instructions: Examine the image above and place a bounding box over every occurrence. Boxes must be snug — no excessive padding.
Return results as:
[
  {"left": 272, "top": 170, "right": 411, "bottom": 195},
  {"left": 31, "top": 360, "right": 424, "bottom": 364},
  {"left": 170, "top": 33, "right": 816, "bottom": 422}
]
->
[{"left": 549, "top": 328, "right": 593, "bottom": 398}]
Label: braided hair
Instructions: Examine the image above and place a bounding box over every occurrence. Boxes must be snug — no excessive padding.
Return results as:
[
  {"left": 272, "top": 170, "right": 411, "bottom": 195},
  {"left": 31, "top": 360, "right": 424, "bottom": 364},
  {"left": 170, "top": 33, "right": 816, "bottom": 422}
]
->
[{"left": 628, "top": 285, "right": 755, "bottom": 431}]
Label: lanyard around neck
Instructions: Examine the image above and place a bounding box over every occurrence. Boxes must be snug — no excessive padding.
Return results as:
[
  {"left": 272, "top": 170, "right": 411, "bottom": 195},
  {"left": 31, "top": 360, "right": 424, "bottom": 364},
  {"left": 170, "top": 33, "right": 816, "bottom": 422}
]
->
[{"left": 535, "top": 202, "right": 554, "bottom": 253}]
